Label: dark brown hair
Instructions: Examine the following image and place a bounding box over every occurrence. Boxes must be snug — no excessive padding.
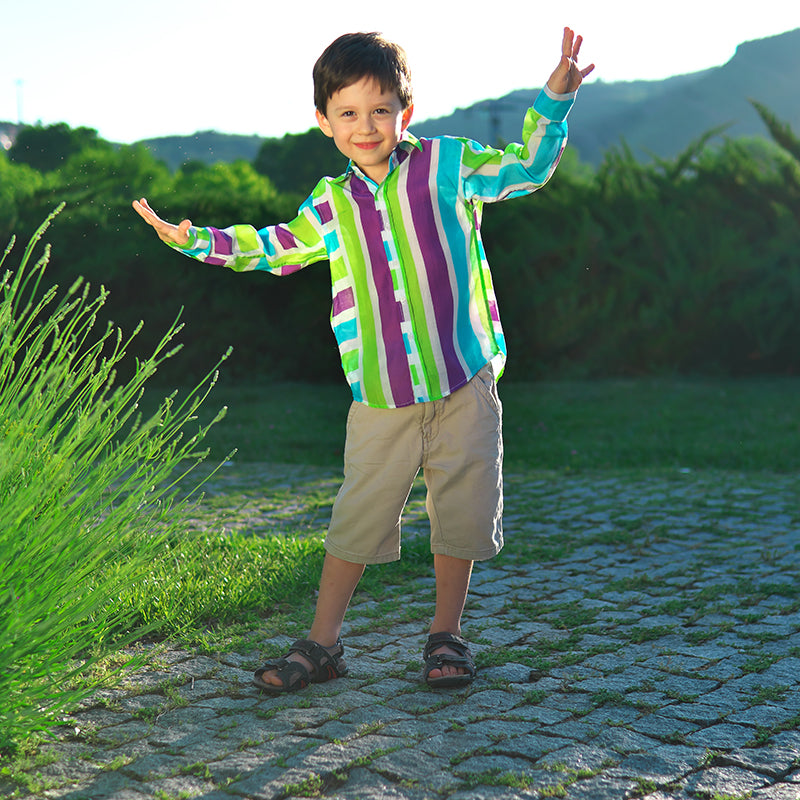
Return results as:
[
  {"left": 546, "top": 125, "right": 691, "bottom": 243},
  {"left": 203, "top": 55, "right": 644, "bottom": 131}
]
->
[{"left": 313, "top": 32, "right": 413, "bottom": 113}]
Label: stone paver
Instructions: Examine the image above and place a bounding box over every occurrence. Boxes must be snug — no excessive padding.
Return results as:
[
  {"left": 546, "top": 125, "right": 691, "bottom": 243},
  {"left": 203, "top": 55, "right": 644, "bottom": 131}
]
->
[{"left": 4, "top": 467, "right": 800, "bottom": 799}]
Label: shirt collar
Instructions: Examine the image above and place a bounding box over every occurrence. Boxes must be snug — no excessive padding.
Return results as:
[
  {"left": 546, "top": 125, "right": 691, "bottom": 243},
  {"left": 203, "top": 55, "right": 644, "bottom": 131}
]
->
[{"left": 398, "top": 130, "right": 423, "bottom": 153}]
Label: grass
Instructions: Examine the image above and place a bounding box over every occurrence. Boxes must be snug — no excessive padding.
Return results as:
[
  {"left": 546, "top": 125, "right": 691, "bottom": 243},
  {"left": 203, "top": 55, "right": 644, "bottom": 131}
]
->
[
  {"left": 169, "top": 375, "right": 800, "bottom": 472},
  {"left": 121, "top": 374, "right": 800, "bottom": 649},
  {"left": 118, "top": 373, "right": 800, "bottom": 645},
  {"left": 0, "top": 211, "right": 230, "bottom": 752},
  {"left": 8, "top": 216, "right": 800, "bottom": 797}
]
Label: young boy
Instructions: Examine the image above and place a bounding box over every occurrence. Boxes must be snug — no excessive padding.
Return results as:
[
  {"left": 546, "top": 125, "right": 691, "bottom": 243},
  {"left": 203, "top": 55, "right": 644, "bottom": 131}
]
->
[{"left": 133, "top": 28, "right": 593, "bottom": 691}]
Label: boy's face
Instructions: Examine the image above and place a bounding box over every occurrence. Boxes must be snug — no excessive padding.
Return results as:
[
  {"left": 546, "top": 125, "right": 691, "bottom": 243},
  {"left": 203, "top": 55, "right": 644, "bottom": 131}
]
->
[{"left": 316, "top": 77, "right": 413, "bottom": 184}]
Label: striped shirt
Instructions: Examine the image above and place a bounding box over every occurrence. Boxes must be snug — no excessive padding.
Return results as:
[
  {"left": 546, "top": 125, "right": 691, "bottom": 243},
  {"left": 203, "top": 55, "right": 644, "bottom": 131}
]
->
[{"left": 174, "top": 86, "right": 574, "bottom": 408}]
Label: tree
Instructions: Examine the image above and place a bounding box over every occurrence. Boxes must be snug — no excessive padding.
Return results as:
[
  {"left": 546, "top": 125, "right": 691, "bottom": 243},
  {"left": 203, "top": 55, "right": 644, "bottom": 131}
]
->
[
  {"left": 0, "top": 156, "right": 43, "bottom": 242},
  {"left": 253, "top": 128, "right": 346, "bottom": 196},
  {"left": 751, "top": 99, "right": 800, "bottom": 164},
  {"left": 8, "top": 123, "right": 109, "bottom": 173}
]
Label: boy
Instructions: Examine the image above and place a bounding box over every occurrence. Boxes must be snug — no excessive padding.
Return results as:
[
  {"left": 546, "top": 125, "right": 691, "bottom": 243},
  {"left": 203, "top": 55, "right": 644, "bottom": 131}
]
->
[{"left": 133, "top": 28, "right": 593, "bottom": 691}]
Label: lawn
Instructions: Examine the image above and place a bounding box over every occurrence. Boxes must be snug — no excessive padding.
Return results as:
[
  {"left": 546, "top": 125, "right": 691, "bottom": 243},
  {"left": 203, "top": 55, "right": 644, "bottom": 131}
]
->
[
  {"left": 182, "top": 376, "right": 800, "bottom": 472},
  {"left": 129, "top": 374, "right": 800, "bottom": 642}
]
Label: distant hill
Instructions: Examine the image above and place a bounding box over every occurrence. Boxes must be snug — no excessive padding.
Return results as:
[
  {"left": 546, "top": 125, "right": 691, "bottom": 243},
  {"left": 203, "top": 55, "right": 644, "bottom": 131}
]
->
[
  {"left": 135, "top": 130, "right": 265, "bottom": 171},
  {"left": 0, "top": 122, "right": 265, "bottom": 169},
  {"left": 2, "top": 29, "right": 797, "bottom": 170},
  {"left": 134, "top": 27, "right": 799, "bottom": 169}
]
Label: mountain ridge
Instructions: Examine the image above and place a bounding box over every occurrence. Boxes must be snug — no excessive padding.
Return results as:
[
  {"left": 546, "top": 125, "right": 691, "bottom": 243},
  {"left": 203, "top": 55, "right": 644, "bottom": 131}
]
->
[{"left": 413, "top": 28, "right": 800, "bottom": 164}]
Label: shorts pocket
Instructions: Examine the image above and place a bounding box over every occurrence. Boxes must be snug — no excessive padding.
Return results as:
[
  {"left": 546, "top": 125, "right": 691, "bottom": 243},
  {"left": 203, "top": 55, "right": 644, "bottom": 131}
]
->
[{"left": 470, "top": 365, "right": 502, "bottom": 422}]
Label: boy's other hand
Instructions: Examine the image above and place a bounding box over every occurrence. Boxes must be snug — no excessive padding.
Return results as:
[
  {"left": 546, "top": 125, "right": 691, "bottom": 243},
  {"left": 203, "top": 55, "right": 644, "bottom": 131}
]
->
[
  {"left": 547, "top": 27, "right": 594, "bottom": 94},
  {"left": 132, "top": 198, "right": 192, "bottom": 246}
]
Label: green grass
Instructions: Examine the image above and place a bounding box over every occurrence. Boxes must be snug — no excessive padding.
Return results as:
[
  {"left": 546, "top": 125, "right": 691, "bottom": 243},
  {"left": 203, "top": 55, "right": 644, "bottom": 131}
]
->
[
  {"left": 118, "top": 374, "right": 800, "bottom": 646},
  {"left": 26, "top": 376, "right": 800, "bottom": 666},
  {"left": 175, "top": 376, "right": 800, "bottom": 472},
  {"left": 178, "top": 381, "right": 351, "bottom": 467},
  {"left": 112, "top": 373, "right": 800, "bottom": 656},
  {"left": 0, "top": 212, "right": 229, "bottom": 752}
]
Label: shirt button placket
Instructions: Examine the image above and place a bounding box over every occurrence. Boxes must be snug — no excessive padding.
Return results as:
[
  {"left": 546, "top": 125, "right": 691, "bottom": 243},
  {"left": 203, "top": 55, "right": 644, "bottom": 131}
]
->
[{"left": 376, "top": 186, "right": 427, "bottom": 402}]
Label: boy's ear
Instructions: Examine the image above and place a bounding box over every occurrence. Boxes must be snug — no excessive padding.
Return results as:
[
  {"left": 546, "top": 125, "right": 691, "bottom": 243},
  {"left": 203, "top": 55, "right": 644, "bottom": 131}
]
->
[
  {"left": 402, "top": 104, "right": 414, "bottom": 131},
  {"left": 315, "top": 109, "right": 334, "bottom": 138}
]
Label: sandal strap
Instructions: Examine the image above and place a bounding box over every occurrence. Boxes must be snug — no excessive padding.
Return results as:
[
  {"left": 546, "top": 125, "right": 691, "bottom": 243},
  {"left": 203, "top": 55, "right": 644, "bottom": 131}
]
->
[
  {"left": 423, "top": 632, "right": 471, "bottom": 660},
  {"left": 425, "top": 653, "right": 473, "bottom": 670},
  {"left": 423, "top": 632, "right": 476, "bottom": 683},
  {"left": 287, "top": 638, "right": 347, "bottom": 683},
  {"left": 254, "top": 657, "right": 311, "bottom": 690}
]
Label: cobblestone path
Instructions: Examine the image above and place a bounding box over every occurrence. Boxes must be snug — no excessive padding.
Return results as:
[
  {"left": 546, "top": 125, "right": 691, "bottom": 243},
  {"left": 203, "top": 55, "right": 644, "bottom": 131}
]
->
[{"left": 7, "top": 467, "right": 800, "bottom": 800}]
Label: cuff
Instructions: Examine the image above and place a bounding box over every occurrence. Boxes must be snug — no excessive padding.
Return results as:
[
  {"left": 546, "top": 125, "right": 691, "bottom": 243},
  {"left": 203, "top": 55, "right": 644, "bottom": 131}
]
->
[
  {"left": 169, "top": 226, "right": 200, "bottom": 252},
  {"left": 533, "top": 85, "right": 576, "bottom": 122}
]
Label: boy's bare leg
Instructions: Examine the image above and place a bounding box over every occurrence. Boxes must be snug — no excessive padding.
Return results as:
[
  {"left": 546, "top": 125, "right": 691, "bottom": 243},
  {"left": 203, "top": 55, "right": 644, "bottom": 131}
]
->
[
  {"left": 309, "top": 553, "right": 366, "bottom": 644},
  {"left": 427, "top": 554, "right": 474, "bottom": 680},
  {"left": 257, "top": 553, "right": 365, "bottom": 688}
]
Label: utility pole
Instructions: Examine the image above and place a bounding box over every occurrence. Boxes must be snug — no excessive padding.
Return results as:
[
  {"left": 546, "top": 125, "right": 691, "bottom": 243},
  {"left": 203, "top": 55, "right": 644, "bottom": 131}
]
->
[
  {"left": 16, "top": 79, "right": 23, "bottom": 124},
  {"left": 482, "top": 98, "right": 513, "bottom": 148}
]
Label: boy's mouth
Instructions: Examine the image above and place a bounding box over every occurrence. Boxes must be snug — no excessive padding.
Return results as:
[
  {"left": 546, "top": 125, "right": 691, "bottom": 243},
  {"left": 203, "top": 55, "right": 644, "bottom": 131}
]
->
[{"left": 355, "top": 142, "right": 380, "bottom": 150}]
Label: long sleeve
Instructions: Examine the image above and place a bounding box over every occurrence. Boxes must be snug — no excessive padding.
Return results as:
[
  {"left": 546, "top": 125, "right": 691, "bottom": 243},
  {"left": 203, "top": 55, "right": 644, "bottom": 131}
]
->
[
  {"left": 460, "top": 85, "right": 574, "bottom": 203},
  {"left": 170, "top": 190, "right": 329, "bottom": 276}
]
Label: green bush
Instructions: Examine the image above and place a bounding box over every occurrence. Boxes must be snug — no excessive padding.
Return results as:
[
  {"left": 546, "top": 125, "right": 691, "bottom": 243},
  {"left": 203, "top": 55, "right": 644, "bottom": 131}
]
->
[
  {"left": 4, "top": 105, "right": 800, "bottom": 380},
  {"left": 0, "top": 209, "right": 228, "bottom": 752},
  {"left": 487, "top": 125, "right": 800, "bottom": 379}
]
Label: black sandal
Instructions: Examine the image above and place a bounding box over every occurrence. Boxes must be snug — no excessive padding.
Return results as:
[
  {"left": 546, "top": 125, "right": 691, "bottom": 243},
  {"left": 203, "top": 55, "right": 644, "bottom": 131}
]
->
[
  {"left": 423, "top": 632, "right": 476, "bottom": 688},
  {"left": 253, "top": 638, "right": 348, "bottom": 693}
]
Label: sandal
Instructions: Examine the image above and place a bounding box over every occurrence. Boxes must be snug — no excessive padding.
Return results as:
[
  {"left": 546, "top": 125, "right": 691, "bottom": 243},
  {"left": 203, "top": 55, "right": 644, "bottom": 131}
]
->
[
  {"left": 423, "top": 632, "right": 476, "bottom": 688},
  {"left": 253, "top": 638, "right": 348, "bottom": 693}
]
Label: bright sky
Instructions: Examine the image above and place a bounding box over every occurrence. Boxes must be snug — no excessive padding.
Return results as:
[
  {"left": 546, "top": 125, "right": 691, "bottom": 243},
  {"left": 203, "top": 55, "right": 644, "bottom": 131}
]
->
[{"left": 3, "top": 0, "right": 798, "bottom": 144}]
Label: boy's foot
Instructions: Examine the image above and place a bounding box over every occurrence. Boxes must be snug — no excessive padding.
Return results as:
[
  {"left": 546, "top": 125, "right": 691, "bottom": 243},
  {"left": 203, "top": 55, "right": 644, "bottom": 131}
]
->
[
  {"left": 423, "top": 632, "right": 476, "bottom": 688},
  {"left": 253, "top": 638, "right": 347, "bottom": 693}
]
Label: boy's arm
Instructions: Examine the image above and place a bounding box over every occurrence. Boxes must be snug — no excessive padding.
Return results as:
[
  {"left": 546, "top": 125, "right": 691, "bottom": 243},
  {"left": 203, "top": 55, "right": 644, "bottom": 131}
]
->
[
  {"left": 459, "top": 28, "right": 594, "bottom": 203},
  {"left": 131, "top": 196, "right": 328, "bottom": 275}
]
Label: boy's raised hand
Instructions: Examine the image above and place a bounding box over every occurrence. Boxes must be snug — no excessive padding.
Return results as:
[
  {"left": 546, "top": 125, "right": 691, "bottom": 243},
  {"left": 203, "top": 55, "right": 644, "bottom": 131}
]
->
[
  {"left": 547, "top": 27, "right": 594, "bottom": 94},
  {"left": 132, "top": 198, "right": 192, "bottom": 246}
]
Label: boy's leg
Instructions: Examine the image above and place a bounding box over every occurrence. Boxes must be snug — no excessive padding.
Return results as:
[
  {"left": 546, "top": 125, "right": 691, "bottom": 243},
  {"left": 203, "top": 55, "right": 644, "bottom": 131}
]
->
[
  {"left": 428, "top": 554, "right": 474, "bottom": 680},
  {"left": 423, "top": 364, "right": 504, "bottom": 681},
  {"left": 256, "top": 553, "right": 364, "bottom": 689},
  {"left": 430, "top": 553, "right": 473, "bottom": 634},
  {"left": 309, "top": 553, "right": 366, "bottom": 645},
  {"left": 259, "top": 402, "right": 425, "bottom": 689}
]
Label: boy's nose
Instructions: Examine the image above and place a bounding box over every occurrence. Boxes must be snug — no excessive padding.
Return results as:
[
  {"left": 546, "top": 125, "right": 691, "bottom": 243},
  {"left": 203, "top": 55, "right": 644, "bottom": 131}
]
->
[{"left": 357, "top": 116, "right": 376, "bottom": 134}]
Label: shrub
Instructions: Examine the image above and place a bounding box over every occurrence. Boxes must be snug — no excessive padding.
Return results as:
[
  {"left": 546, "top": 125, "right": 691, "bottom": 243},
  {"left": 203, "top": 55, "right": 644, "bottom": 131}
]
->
[{"left": 0, "top": 208, "right": 228, "bottom": 752}]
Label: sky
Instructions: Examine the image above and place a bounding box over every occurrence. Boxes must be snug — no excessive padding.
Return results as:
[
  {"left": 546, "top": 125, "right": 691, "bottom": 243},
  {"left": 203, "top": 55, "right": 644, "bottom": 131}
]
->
[{"left": 2, "top": 0, "right": 798, "bottom": 144}]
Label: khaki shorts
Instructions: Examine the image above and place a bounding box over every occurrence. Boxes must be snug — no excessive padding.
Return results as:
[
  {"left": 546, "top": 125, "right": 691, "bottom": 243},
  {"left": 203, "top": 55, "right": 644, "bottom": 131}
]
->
[{"left": 325, "top": 364, "right": 504, "bottom": 564}]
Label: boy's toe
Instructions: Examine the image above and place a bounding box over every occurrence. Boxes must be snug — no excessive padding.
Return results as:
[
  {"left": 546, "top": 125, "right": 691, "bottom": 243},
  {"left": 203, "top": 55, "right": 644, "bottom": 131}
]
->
[
  {"left": 427, "top": 646, "right": 467, "bottom": 678},
  {"left": 423, "top": 633, "right": 476, "bottom": 687}
]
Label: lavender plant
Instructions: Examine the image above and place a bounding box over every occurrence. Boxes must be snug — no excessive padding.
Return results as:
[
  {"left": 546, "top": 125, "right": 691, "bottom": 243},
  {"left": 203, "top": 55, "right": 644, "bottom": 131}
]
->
[{"left": 0, "top": 208, "right": 228, "bottom": 751}]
